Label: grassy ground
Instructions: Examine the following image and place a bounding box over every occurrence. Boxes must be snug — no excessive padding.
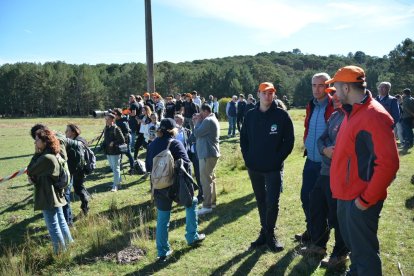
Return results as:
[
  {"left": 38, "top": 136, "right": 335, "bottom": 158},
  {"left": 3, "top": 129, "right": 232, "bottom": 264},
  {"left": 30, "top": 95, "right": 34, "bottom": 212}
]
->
[{"left": 0, "top": 110, "right": 413, "bottom": 275}]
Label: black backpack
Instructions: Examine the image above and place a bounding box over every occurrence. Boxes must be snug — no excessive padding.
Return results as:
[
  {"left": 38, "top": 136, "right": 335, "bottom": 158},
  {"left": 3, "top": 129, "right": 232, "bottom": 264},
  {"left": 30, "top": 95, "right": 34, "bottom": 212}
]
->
[{"left": 83, "top": 144, "right": 96, "bottom": 175}]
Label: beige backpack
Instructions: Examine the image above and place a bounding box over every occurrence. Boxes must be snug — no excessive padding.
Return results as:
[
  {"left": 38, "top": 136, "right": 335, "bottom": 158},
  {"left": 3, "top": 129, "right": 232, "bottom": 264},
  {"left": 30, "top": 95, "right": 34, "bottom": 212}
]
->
[{"left": 151, "top": 140, "right": 175, "bottom": 191}]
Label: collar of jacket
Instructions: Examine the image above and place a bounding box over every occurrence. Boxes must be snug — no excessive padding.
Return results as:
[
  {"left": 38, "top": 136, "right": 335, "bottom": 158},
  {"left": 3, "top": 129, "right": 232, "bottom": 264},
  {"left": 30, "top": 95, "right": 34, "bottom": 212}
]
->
[
  {"left": 255, "top": 100, "right": 278, "bottom": 113},
  {"left": 343, "top": 90, "right": 372, "bottom": 117}
]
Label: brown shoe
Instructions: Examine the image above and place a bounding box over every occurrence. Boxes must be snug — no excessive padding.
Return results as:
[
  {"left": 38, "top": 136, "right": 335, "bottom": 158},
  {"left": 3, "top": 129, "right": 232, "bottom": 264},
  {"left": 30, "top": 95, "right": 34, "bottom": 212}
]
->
[
  {"left": 321, "top": 255, "right": 349, "bottom": 268},
  {"left": 299, "top": 244, "right": 326, "bottom": 256}
]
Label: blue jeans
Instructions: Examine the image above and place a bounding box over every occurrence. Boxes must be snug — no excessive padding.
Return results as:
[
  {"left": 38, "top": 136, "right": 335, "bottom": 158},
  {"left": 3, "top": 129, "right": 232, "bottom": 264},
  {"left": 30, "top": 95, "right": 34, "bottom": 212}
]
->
[
  {"left": 107, "top": 154, "right": 121, "bottom": 189},
  {"left": 122, "top": 135, "right": 135, "bottom": 169},
  {"left": 156, "top": 197, "right": 200, "bottom": 257},
  {"left": 228, "top": 116, "right": 236, "bottom": 136},
  {"left": 301, "top": 158, "right": 321, "bottom": 232},
  {"left": 62, "top": 179, "right": 73, "bottom": 225},
  {"left": 337, "top": 200, "right": 384, "bottom": 276},
  {"left": 248, "top": 169, "right": 282, "bottom": 232},
  {"left": 43, "top": 207, "right": 73, "bottom": 254}
]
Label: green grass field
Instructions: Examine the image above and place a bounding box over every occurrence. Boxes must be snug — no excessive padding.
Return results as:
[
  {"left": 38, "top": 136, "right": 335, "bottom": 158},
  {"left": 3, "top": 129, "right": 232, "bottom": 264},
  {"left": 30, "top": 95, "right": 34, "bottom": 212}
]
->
[{"left": 0, "top": 110, "right": 413, "bottom": 275}]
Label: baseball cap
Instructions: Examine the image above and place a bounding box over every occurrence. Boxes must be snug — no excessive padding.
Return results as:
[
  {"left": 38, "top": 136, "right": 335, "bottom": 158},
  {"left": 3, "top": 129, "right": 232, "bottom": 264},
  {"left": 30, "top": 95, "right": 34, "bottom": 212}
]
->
[
  {"left": 325, "top": 66, "right": 366, "bottom": 84},
  {"left": 325, "top": 87, "right": 336, "bottom": 93},
  {"left": 258, "top": 82, "right": 276, "bottom": 93},
  {"left": 158, "top": 118, "right": 176, "bottom": 131}
]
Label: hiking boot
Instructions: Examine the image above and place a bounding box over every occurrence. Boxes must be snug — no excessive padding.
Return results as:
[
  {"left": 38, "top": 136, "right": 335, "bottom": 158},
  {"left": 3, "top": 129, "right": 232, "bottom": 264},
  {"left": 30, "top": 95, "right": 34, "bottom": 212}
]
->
[
  {"left": 321, "top": 255, "right": 349, "bottom": 268},
  {"left": 265, "top": 232, "right": 284, "bottom": 252},
  {"left": 299, "top": 244, "right": 327, "bottom": 256},
  {"left": 81, "top": 201, "right": 89, "bottom": 216},
  {"left": 294, "top": 230, "right": 311, "bottom": 243},
  {"left": 249, "top": 230, "right": 266, "bottom": 249}
]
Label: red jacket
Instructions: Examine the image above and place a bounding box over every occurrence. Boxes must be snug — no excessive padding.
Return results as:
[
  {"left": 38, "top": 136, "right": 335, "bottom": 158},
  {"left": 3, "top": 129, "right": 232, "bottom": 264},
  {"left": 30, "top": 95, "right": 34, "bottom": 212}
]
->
[
  {"left": 330, "top": 92, "right": 399, "bottom": 208},
  {"left": 303, "top": 95, "right": 335, "bottom": 143}
]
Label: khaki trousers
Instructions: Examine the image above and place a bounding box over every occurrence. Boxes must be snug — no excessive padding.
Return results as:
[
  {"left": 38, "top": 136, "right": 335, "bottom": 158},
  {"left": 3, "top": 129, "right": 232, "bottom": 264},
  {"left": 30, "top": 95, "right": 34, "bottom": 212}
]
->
[{"left": 199, "top": 157, "right": 219, "bottom": 208}]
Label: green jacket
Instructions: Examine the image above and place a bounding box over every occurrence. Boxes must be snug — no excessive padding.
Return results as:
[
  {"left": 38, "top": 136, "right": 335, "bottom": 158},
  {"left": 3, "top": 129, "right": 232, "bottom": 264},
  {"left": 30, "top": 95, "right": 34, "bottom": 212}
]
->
[{"left": 27, "top": 150, "right": 67, "bottom": 211}]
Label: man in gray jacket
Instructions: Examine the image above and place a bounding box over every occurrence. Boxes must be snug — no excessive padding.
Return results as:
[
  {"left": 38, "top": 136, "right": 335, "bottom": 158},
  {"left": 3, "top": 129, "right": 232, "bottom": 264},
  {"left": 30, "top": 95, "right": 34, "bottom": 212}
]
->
[{"left": 193, "top": 104, "right": 221, "bottom": 215}]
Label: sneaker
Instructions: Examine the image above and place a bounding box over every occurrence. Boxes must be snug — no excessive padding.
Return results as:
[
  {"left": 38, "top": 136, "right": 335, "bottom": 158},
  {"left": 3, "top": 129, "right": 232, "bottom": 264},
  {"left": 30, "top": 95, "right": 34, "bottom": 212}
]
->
[
  {"left": 197, "top": 207, "right": 213, "bottom": 216},
  {"left": 299, "top": 244, "right": 327, "bottom": 256},
  {"left": 111, "top": 187, "right": 118, "bottom": 192},
  {"left": 294, "top": 230, "right": 311, "bottom": 243},
  {"left": 188, "top": 233, "right": 206, "bottom": 246},
  {"left": 266, "top": 232, "right": 284, "bottom": 252},
  {"left": 249, "top": 230, "right": 266, "bottom": 249},
  {"left": 157, "top": 249, "right": 173, "bottom": 263},
  {"left": 321, "top": 255, "right": 349, "bottom": 268}
]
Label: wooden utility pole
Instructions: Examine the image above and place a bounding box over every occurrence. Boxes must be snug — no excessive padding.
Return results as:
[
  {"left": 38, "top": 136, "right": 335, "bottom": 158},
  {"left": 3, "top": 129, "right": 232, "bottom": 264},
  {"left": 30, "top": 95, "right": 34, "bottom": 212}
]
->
[{"left": 145, "top": 0, "right": 155, "bottom": 92}]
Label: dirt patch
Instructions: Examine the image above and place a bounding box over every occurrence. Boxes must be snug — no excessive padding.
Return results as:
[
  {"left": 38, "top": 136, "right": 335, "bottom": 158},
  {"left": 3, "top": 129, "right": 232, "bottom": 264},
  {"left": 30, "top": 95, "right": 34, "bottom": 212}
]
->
[{"left": 84, "top": 245, "right": 146, "bottom": 264}]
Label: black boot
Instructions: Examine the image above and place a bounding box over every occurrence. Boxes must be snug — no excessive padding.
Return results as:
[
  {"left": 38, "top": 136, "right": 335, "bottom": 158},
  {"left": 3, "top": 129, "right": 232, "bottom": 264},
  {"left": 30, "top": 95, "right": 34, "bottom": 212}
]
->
[
  {"left": 249, "top": 229, "right": 266, "bottom": 249},
  {"left": 266, "top": 231, "right": 284, "bottom": 252},
  {"left": 81, "top": 201, "right": 89, "bottom": 216}
]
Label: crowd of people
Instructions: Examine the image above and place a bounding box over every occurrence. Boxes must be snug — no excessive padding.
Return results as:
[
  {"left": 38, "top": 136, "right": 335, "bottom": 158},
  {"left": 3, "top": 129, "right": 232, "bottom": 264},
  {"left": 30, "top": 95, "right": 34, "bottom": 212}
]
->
[{"left": 25, "top": 65, "right": 413, "bottom": 275}]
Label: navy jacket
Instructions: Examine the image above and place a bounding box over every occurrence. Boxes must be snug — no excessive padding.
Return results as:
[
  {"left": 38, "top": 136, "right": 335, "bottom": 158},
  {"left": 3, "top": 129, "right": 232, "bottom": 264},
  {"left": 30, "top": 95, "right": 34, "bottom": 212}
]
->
[
  {"left": 145, "top": 135, "right": 190, "bottom": 172},
  {"left": 240, "top": 101, "right": 295, "bottom": 172},
  {"left": 375, "top": 94, "right": 400, "bottom": 126}
]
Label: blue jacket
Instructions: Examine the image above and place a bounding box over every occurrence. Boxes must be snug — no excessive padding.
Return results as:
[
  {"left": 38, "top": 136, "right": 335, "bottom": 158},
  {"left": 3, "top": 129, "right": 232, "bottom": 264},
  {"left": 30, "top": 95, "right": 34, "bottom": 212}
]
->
[
  {"left": 375, "top": 94, "right": 400, "bottom": 126},
  {"left": 240, "top": 101, "right": 295, "bottom": 172}
]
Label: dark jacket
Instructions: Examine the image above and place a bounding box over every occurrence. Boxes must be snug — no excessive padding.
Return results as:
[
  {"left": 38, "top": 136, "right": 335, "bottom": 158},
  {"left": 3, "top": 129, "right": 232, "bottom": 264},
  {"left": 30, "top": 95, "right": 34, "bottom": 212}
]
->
[
  {"left": 375, "top": 94, "right": 400, "bottom": 126},
  {"left": 330, "top": 92, "right": 399, "bottom": 208},
  {"left": 237, "top": 100, "right": 247, "bottom": 117},
  {"left": 102, "top": 124, "right": 125, "bottom": 155},
  {"left": 317, "top": 108, "right": 345, "bottom": 176},
  {"left": 145, "top": 135, "right": 191, "bottom": 211},
  {"left": 27, "top": 150, "right": 67, "bottom": 211},
  {"left": 240, "top": 101, "right": 295, "bottom": 172},
  {"left": 116, "top": 117, "right": 131, "bottom": 143}
]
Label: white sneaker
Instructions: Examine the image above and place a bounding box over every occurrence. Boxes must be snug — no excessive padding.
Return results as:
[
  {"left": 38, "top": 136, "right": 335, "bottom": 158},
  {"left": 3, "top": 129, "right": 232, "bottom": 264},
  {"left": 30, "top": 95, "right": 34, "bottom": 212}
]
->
[
  {"left": 111, "top": 187, "right": 118, "bottom": 192},
  {"left": 197, "top": 207, "right": 213, "bottom": 216}
]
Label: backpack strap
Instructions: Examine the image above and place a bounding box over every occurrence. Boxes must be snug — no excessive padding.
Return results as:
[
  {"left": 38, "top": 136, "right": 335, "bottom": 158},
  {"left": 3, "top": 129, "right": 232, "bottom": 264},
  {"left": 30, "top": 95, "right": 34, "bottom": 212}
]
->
[{"left": 166, "top": 139, "right": 173, "bottom": 150}]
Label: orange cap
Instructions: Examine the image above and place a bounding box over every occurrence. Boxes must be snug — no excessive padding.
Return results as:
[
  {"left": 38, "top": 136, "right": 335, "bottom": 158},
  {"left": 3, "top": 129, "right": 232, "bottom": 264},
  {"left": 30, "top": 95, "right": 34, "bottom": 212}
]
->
[
  {"left": 325, "top": 87, "right": 336, "bottom": 93},
  {"left": 258, "top": 82, "right": 276, "bottom": 93},
  {"left": 325, "top": 66, "right": 365, "bottom": 84}
]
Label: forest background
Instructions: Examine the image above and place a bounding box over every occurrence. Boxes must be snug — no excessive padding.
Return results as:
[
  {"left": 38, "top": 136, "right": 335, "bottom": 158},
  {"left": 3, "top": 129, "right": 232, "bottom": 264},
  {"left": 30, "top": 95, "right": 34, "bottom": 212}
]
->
[{"left": 0, "top": 38, "right": 413, "bottom": 117}]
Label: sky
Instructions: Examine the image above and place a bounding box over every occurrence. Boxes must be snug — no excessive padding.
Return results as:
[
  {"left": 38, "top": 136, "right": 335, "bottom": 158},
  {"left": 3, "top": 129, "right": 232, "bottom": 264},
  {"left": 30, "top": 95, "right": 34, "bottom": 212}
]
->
[{"left": 0, "top": 0, "right": 413, "bottom": 65}]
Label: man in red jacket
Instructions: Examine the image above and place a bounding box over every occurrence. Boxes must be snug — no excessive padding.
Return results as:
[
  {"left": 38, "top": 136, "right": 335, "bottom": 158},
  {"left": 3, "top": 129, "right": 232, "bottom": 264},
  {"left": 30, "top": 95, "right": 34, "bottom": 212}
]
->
[{"left": 327, "top": 66, "right": 399, "bottom": 276}]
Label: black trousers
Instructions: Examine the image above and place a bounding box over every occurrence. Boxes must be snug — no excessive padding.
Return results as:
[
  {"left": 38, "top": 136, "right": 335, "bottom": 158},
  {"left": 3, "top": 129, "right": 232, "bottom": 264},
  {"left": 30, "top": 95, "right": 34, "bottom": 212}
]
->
[
  {"left": 236, "top": 114, "right": 245, "bottom": 133},
  {"left": 309, "top": 175, "right": 348, "bottom": 256},
  {"left": 248, "top": 169, "right": 282, "bottom": 233},
  {"left": 73, "top": 172, "right": 90, "bottom": 206}
]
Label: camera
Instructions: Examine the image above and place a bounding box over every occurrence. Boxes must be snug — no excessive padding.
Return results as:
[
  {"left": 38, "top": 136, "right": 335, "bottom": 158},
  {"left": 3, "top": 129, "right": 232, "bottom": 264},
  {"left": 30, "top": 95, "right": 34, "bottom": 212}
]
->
[{"left": 92, "top": 109, "right": 113, "bottom": 118}]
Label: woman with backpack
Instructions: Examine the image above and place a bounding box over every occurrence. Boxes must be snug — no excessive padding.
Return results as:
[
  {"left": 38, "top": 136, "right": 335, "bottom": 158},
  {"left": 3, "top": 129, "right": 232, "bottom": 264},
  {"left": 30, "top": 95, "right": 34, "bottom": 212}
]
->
[
  {"left": 102, "top": 112, "right": 126, "bottom": 192},
  {"left": 145, "top": 118, "right": 205, "bottom": 262},
  {"left": 27, "top": 129, "right": 73, "bottom": 254},
  {"left": 65, "top": 123, "right": 91, "bottom": 215}
]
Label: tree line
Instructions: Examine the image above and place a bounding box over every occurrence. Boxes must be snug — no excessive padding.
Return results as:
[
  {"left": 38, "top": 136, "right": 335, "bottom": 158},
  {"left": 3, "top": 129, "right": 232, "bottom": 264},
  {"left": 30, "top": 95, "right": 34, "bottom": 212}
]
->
[{"left": 0, "top": 38, "right": 412, "bottom": 117}]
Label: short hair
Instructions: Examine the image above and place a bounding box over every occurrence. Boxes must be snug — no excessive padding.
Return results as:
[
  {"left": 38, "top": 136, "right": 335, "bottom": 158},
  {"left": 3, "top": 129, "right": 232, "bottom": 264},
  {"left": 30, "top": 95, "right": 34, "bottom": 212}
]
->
[
  {"left": 30, "top": 124, "right": 48, "bottom": 139},
  {"left": 191, "top": 90, "right": 198, "bottom": 95},
  {"left": 36, "top": 129, "right": 60, "bottom": 154},
  {"left": 378, "top": 82, "right": 391, "bottom": 92},
  {"left": 312, "top": 72, "right": 330, "bottom": 82},
  {"left": 201, "top": 104, "right": 212, "bottom": 113},
  {"left": 232, "top": 95, "right": 238, "bottom": 100},
  {"left": 66, "top": 123, "right": 81, "bottom": 137},
  {"left": 403, "top": 88, "right": 411, "bottom": 95}
]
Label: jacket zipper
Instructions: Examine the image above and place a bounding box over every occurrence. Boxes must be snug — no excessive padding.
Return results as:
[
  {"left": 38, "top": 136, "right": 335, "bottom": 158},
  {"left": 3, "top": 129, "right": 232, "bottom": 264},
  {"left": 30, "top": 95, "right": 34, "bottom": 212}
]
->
[{"left": 346, "top": 157, "right": 351, "bottom": 185}]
